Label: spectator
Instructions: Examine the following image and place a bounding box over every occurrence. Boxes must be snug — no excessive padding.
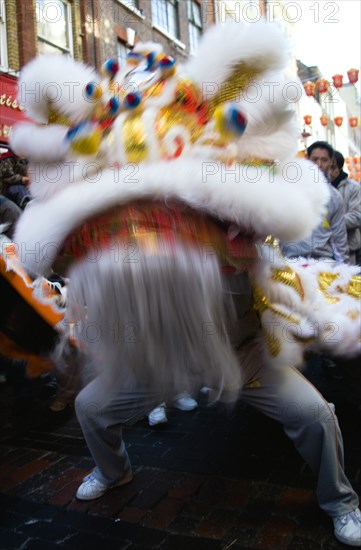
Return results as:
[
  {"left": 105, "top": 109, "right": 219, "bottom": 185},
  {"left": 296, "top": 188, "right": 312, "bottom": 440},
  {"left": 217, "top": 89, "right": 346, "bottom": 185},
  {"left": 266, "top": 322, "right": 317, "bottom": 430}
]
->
[
  {"left": 281, "top": 141, "right": 349, "bottom": 264},
  {"left": 0, "top": 194, "right": 22, "bottom": 238},
  {"left": 0, "top": 150, "right": 31, "bottom": 210},
  {"left": 329, "top": 150, "right": 361, "bottom": 265}
]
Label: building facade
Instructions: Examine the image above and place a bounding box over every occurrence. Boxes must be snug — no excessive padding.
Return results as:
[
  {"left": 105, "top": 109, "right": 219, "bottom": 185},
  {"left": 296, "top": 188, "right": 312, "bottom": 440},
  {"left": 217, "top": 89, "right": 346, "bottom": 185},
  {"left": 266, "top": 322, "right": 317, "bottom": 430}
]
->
[
  {"left": 1, "top": 0, "right": 85, "bottom": 149},
  {"left": 1, "top": 0, "right": 215, "bottom": 151},
  {"left": 81, "top": 0, "right": 215, "bottom": 69}
]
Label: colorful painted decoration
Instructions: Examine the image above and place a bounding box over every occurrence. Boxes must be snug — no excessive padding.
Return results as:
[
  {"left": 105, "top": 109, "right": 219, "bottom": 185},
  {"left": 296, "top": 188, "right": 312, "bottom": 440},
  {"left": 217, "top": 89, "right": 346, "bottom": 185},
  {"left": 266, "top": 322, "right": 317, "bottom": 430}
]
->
[
  {"left": 66, "top": 121, "right": 102, "bottom": 155},
  {"left": 334, "top": 116, "right": 343, "bottom": 127},
  {"left": 175, "top": 80, "right": 200, "bottom": 112},
  {"left": 303, "top": 115, "right": 312, "bottom": 126}
]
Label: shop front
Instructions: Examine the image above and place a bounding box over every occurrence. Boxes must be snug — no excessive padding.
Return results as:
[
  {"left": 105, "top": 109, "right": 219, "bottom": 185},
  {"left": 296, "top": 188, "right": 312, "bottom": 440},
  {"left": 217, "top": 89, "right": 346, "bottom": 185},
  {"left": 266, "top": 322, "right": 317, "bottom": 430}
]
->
[{"left": 0, "top": 73, "right": 28, "bottom": 153}]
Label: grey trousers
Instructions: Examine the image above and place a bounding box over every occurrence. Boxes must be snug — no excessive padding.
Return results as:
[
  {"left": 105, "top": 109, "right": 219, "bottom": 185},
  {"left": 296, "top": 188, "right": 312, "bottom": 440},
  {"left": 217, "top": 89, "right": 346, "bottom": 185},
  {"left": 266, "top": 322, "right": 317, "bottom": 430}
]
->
[
  {"left": 75, "top": 272, "right": 359, "bottom": 517},
  {"left": 75, "top": 356, "right": 359, "bottom": 517},
  {"left": 75, "top": 375, "right": 165, "bottom": 486},
  {"left": 240, "top": 352, "right": 359, "bottom": 517}
]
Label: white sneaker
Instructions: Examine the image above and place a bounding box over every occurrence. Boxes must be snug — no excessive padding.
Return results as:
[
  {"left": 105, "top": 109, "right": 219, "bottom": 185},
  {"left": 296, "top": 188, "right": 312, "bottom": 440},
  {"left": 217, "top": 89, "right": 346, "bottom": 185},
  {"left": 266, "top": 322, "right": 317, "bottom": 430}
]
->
[
  {"left": 173, "top": 393, "right": 198, "bottom": 411},
  {"left": 76, "top": 470, "right": 133, "bottom": 500},
  {"left": 333, "top": 508, "right": 361, "bottom": 546},
  {"left": 148, "top": 403, "right": 167, "bottom": 426}
]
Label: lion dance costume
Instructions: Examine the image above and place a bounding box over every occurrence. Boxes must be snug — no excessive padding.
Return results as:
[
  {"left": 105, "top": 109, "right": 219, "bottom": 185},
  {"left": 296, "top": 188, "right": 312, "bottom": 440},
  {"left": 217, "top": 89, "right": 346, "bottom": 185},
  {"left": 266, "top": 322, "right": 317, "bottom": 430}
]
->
[
  {"left": 9, "top": 21, "right": 360, "bottom": 392},
  {"left": 4, "top": 23, "right": 361, "bottom": 531}
]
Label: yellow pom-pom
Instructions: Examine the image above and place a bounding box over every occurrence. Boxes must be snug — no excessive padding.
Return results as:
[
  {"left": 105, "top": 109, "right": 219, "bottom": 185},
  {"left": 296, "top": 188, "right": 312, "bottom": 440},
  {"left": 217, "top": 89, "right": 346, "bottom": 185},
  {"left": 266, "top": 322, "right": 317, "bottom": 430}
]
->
[
  {"left": 213, "top": 103, "right": 247, "bottom": 138},
  {"left": 213, "top": 105, "right": 228, "bottom": 137},
  {"left": 71, "top": 129, "right": 102, "bottom": 155}
]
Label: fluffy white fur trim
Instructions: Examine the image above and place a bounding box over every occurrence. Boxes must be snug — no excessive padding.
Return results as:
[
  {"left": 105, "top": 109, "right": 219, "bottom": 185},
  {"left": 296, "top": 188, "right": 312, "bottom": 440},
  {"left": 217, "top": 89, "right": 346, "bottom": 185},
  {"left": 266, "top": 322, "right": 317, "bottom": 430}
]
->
[
  {"left": 235, "top": 72, "right": 300, "bottom": 160},
  {"left": 14, "top": 157, "right": 329, "bottom": 276},
  {"left": 18, "top": 55, "right": 101, "bottom": 124},
  {"left": 186, "top": 21, "right": 289, "bottom": 96},
  {"left": 11, "top": 122, "right": 70, "bottom": 162}
]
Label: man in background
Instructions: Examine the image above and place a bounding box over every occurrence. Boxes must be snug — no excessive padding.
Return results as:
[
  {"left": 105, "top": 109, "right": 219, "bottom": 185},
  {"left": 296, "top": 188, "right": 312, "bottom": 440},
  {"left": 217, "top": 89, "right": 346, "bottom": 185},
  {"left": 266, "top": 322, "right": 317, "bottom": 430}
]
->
[
  {"left": 281, "top": 141, "right": 349, "bottom": 264},
  {"left": 329, "top": 150, "right": 361, "bottom": 265}
]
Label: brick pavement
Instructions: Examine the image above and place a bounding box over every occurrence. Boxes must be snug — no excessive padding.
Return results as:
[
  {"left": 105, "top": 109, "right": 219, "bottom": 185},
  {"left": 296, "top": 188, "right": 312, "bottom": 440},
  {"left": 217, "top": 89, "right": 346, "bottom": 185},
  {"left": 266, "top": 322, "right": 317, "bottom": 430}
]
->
[{"left": 0, "top": 356, "right": 360, "bottom": 549}]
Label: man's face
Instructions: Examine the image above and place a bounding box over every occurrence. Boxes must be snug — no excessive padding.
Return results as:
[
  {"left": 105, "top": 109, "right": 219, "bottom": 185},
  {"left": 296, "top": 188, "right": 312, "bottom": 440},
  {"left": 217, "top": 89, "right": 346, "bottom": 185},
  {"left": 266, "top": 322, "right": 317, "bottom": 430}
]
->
[
  {"left": 328, "top": 158, "right": 341, "bottom": 182},
  {"left": 308, "top": 147, "right": 332, "bottom": 175}
]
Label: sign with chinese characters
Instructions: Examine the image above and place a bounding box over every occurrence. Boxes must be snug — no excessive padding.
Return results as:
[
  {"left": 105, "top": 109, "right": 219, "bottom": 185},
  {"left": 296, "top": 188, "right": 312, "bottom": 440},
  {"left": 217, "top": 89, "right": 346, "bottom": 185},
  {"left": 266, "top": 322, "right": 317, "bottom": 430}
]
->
[{"left": 0, "top": 74, "right": 27, "bottom": 144}]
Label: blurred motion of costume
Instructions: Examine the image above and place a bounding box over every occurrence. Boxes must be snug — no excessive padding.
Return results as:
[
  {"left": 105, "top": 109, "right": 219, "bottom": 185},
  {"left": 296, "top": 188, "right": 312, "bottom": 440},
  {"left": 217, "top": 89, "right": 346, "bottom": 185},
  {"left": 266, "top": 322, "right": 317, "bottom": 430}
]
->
[{"left": 8, "top": 21, "right": 361, "bottom": 544}]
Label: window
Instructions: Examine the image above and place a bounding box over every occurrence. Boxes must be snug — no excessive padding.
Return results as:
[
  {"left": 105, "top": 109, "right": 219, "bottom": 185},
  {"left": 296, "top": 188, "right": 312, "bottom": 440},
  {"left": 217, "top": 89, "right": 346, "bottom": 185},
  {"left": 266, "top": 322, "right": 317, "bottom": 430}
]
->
[
  {"left": 115, "top": 1, "right": 144, "bottom": 20},
  {"left": 118, "top": 0, "right": 139, "bottom": 8},
  {"left": 151, "top": 0, "right": 179, "bottom": 39},
  {"left": 187, "top": 1, "right": 202, "bottom": 55},
  {"left": 118, "top": 41, "right": 131, "bottom": 66},
  {"left": 36, "top": 0, "right": 73, "bottom": 56},
  {"left": 0, "top": 0, "right": 8, "bottom": 69}
]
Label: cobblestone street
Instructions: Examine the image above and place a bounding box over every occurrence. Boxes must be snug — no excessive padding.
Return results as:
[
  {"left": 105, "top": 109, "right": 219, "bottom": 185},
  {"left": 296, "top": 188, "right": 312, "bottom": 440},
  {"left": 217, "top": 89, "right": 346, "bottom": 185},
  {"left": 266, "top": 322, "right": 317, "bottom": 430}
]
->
[{"left": 0, "top": 356, "right": 360, "bottom": 549}]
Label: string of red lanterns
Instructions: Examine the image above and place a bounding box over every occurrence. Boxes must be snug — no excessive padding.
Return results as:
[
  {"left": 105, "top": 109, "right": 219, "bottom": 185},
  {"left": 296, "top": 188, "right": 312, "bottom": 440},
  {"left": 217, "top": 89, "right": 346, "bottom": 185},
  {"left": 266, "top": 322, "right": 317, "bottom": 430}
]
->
[
  {"left": 303, "top": 69, "right": 360, "bottom": 129},
  {"left": 345, "top": 156, "right": 361, "bottom": 182},
  {"left": 303, "top": 68, "right": 359, "bottom": 97},
  {"left": 303, "top": 114, "right": 359, "bottom": 129},
  {"left": 320, "top": 114, "right": 328, "bottom": 127},
  {"left": 349, "top": 116, "right": 359, "bottom": 128}
]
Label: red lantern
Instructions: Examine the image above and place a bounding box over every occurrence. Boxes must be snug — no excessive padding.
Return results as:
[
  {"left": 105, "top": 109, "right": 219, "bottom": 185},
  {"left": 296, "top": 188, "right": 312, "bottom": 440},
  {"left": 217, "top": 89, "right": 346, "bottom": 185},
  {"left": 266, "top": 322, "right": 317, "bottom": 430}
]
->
[
  {"left": 334, "top": 116, "right": 343, "bottom": 127},
  {"left": 347, "top": 68, "right": 359, "bottom": 85},
  {"left": 317, "top": 79, "right": 329, "bottom": 94},
  {"left": 332, "top": 74, "right": 343, "bottom": 88},
  {"left": 303, "top": 115, "right": 312, "bottom": 126},
  {"left": 303, "top": 81, "right": 315, "bottom": 97},
  {"left": 349, "top": 116, "right": 359, "bottom": 128},
  {"left": 320, "top": 114, "right": 329, "bottom": 127}
]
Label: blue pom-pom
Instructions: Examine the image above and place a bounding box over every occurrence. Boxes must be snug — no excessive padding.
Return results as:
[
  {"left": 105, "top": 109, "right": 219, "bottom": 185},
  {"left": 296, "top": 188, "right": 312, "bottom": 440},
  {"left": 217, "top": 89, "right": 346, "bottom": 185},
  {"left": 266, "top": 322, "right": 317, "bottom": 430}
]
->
[
  {"left": 228, "top": 105, "right": 247, "bottom": 136},
  {"left": 127, "top": 52, "right": 143, "bottom": 64},
  {"left": 103, "top": 58, "right": 119, "bottom": 78},
  {"left": 85, "top": 81, "right": 102, "bottom": 101},
  {"left": 65, "top": 121, "right": 88, "bottom": 141},
  {"left": 123, "top": 92, "right": 141, "bottom": 109},
  {"left": 108, "top": 97, "right": 120, "bottom": 115},
  {"left": 146, "top": 52, "right": 157, "bottom": 71},
  {"left": 159, "top": 56, "right": 176, "bottom": 72}
]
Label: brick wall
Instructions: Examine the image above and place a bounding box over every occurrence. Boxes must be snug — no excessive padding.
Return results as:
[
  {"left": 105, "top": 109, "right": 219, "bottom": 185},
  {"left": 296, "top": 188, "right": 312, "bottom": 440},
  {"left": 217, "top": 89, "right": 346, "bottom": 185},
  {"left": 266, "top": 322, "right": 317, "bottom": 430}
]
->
[
  {"left": 102, "top": 0, "right": 216, "bottom": 67},
  {"left": 71, "top": 0, "right": 84, "bottom": 61},
  {"left": 4, "top": 0, "right": 217, "bottom": 75},
  {"left": 4, "top": 0, "right": 19, "bottom": 71},
  {"left": 16, "top": 0, "right": 36, "bottom": 67},
  {"left": 81, "top": 0, "right": 102, "bottom": 68}
]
